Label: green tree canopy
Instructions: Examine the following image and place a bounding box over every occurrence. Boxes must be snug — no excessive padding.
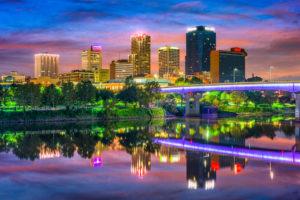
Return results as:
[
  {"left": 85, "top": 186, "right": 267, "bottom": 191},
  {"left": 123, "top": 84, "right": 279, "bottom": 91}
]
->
[
  {"left": 116, "top": 86, "right": 140, "bottom": 105},
  {"left": 140, "top": 81, "right": 161, "bottom": 107},
  {"left": 42, "top": 84, "right": 62, "bottom": 107},
  {"left": 96, "top": 89, "right": 114, "bottom": 102},
  {"left": 124, "top": 76, "right": 136, "bottom": 88},
  {"left": 190, "top": 76, "right": 203, "bottom": 84},
  {"left": 14, "top": 83, "right": 41, "bottom": 110},
  {"left": 76, "top": 80, "right": 96, "bottom": 105},
  {"left": 246, "top": 76, "right": 263, "bottom": 82},
  {"left": 61, "top": 82, "right": 76, "bottom": 109}
]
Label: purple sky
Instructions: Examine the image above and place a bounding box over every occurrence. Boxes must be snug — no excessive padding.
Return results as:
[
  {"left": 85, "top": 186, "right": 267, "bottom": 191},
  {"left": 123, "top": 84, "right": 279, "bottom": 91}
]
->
[{"left": 0, "top": 0, "right": 299, "bottom": 80}]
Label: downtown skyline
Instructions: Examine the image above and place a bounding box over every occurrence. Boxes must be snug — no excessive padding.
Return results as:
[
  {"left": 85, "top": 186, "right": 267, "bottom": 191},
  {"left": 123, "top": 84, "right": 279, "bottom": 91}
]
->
[{"left": 0, "top": 0, "right": 299, "bottom": 80}]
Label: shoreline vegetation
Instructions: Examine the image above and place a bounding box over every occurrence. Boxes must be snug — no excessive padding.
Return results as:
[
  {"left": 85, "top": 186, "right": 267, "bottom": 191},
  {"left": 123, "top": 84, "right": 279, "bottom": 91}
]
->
[
  {"left": 0, "top": 107, "right": 165, "bottom": 124},
  {"left": 0, "top": 76, "right": 296, "bottom": 124},
  {"left": 0, "top": 76, "right": 165, "bottom": 123}
]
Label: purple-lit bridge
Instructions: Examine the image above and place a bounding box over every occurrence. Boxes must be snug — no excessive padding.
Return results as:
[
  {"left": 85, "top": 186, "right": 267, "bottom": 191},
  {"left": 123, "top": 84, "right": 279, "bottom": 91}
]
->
[
  {"left": 160, "top": 82, "right": 300, "bottom": 117},
  {"left": 154, "top": 138, "right": 300, "bottom": 165}
]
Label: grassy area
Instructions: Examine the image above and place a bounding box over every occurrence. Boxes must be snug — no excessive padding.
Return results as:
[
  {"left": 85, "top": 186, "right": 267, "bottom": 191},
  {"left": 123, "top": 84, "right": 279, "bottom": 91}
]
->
[{"left": 0, "top": 107, "right": 165, "bottom": 122}]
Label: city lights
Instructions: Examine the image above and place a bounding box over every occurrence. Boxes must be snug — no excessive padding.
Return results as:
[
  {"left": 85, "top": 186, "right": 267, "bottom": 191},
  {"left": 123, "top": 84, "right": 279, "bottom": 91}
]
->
[{"left": 154, "top": 138, "right": 300, "bottom": 165}]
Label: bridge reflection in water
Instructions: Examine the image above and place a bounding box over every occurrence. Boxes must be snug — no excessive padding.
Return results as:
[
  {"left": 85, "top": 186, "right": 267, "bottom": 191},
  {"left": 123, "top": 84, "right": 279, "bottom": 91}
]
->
[{"left": 154, "top": 138, "right": 300, "bottom": 165}]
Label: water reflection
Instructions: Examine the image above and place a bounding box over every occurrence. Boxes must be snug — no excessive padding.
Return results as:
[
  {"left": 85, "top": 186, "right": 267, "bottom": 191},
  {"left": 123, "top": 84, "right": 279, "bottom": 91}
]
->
[
  {"left": 131, "top": 147, "right": 151, "bottom": 178},
  {"left": 1, "top": 117, "right": 300, "bottom": 193}
]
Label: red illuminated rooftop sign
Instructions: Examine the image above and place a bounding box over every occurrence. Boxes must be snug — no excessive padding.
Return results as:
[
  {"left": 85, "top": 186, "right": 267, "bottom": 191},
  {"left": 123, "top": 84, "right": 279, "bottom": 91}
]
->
[{"left": 230, "top": 47, "right": 247, "bottom": 56}]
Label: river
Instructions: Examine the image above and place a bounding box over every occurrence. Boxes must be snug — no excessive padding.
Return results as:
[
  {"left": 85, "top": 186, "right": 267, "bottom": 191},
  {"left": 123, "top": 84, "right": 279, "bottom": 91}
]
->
[{"left": 0, "top": 116, "right": 300, "bottom": 200}]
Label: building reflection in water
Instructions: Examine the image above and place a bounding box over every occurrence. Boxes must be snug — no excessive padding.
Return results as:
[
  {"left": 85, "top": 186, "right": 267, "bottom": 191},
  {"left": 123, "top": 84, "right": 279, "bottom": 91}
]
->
[
  {"left": 39, "top": 144, "right": 60, "bottom": 159},
  {"left": 90, "top": 142, "right": 105, "bottom": 167},
  {"left": 186, "top": 134, "right": 247, "bottom": 190},
  {"left": 186, "top": 151, "right": 216, "bottom": 190},
  {"left": 156, "top": 146, "right": 181, "bottom": 163},
  {"left": 131, "top": 147, "right": 151, "bottom": 178}
]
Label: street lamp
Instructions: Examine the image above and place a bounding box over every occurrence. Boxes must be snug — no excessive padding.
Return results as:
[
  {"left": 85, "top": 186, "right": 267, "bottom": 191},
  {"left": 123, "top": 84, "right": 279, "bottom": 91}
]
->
[
  {"left": 233, "top": 68, "right": 238, "bottom": 83},
  {"left": 269, "top": 66, "right": 274, "bottom": 82}
]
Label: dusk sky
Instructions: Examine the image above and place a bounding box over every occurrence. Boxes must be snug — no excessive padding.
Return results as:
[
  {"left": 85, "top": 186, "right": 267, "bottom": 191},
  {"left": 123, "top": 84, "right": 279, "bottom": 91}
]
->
[{"left": 0, "top": 0, "right": 299, "bottom": 80}]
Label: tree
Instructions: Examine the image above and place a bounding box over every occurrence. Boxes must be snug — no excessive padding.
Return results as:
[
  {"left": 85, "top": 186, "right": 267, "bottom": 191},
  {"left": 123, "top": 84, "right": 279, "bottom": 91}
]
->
[
  {"left": 141, "top": 81, "right": 161, "bottom": 107},
  {"left": 245, "top": 91, "right": 264, "bottom": 105},
  {"left": 116, "top": 86, "right": 139, "bottom": 106},
  {"left": 124, "top": 76, "right": 136, "bottom": 88},
  {"left": 76, "top": 80, "right": 96, "bottom": 106},
  {"left": 14, "top": 83, "right": 41, "bottom": 111},
  {"left": 190, "top": 76, "right": 203, "bottom": 84},
  {"left": 0, "top": 86, "right": 4, "bottom": 109},
  {"left": 96, "top": 89, "right": 114, "bottom": 106},
  {"left": 61, "top": 82, "right": 76, "bottom": 110},
  {"left": 42, "top": 84, "right": 62, "bottom": 108},
  {"left": 246, "top": 76, "right": 263, "bottom": 82},
  {"left": 175, "top": 77, "right": 190, "bottom": 86}
]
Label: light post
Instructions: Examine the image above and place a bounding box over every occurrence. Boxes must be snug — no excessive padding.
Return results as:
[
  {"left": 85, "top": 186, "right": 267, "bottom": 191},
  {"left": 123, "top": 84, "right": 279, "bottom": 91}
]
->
[
  {"left": 233, "top": 68, "right": 238, "bottom": 83},
  {"left": 269, "top": 66, "right": 274, "bottom": 82}
]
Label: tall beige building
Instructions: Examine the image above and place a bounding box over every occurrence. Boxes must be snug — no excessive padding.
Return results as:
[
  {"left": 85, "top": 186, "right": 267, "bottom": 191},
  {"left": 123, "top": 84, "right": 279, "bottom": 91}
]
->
[
  {"left": 81, "top": 45, "right": 109, "bottom": 83},
  {"left": 129, "top": 33, "right": 151, "bottom": 76},
  {"left": 81, "top": 45, "right": 102, "bottom": 71},
  {"left": 34, "top": 53, "right": 59, "bottom": 78},
  {"left": 158, "top": 46, "right": 180, "bottom": 77}
]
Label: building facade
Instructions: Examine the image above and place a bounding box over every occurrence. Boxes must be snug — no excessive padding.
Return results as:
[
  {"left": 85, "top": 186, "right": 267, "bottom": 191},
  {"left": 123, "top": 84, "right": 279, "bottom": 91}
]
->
[
  {"left": 34, "top": 53, "right": 59, "bottom": 78},
  {"left": 210, "top": 47, "right": 247, "bottom": 83},
  {"left": 95, "top": 68, "right": 110, "bottom": 83},
  {"left": 185, "top": 26, "right": 216, "bottom": 75},
  {"left": 1, "top": 71, "right": 26, "bottom": 83},
  {"left": 81, "top": 45, "right": 102, "bottom": 71},
  {"left": 129, "top": 33, "right": 151, "bottom": 76},
  {"left": 59, "top": 70, "right": 94, "bottom": 83},
  {"left": 158, "top": 46, "right": 180, "bottom": 78},
  {"left": 110, "top": 59, "right": 134, "bottom": 80}
]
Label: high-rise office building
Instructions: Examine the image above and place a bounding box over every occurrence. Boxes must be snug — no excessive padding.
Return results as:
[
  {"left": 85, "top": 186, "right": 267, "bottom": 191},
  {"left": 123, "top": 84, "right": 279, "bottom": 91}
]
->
[
  {"left": 210, "top": 47, "right": 247, "bottom": 83},
  {"left": 185, "top": 26, "right": 216, "bottom": 75},
  {"left": 158, "top": 46, "right": 180, "bottom": 78},
  {"left": 129, "top": 33, "right": 151, "bottom": 76},
  {"left": 81, "top": 45, "right": 102, "bottom": 71},
  {"left": 34, "top": 53, "right": 59, "bottom": 78},
  {"left": 110, "top": 59, "right": 134, "bottom": 80}
]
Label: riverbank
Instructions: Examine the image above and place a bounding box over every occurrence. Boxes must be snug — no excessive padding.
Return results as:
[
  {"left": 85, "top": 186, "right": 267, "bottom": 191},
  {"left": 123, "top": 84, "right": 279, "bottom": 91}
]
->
[{"left": 0, "top": 107, "right": 165, "bottom": 124}]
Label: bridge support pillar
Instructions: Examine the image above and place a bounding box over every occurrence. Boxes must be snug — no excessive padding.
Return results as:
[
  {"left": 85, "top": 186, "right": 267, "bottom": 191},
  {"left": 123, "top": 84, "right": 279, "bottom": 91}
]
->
[
  {"left": 295, "top": 93, "right": 300, "bottom": 119},
  {"left": 295, "top": 126, "right": 300, "bottom": 152},
  {"left": 185, "top": 93, "right": 202, "bottom": 117}
]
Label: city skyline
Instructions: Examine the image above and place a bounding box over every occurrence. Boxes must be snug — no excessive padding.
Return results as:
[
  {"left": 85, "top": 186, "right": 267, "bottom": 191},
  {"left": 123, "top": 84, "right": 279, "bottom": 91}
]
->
[{"left": 0, "top": 0, "right": 299, "bottom": 80}]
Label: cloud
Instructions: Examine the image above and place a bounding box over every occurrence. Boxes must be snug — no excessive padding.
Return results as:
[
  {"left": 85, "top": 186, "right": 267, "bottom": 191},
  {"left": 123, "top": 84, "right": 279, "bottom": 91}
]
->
[
  {"left": 172, "top": 1, "right": 204, "bottom": 14},
  {"left": 0, "top": 0, "right": 24, "bottom": 3},
  {"left": 63, "top": 9, "right": 122, "bottom": 22}
]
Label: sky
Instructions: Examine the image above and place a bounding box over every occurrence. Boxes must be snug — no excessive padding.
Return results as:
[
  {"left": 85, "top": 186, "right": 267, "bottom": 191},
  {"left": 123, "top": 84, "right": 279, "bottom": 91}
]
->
[{"left": 0, "top": 0, "right": 299, "bottom": 80}]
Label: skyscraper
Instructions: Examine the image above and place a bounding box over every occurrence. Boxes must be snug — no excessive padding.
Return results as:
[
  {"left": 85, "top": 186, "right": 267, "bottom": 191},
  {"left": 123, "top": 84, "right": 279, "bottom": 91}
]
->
[
  {"left": 34, "top": 53, "right": 59, "bottom": 78},
  {"left": 185, "top": 26, "right": 216, "bottom": 75},
  {"left": 81, "top": 45, "right": 102, "bottom": 71},
  {"left": 210, "top": 47, "right": 247, "bottom": 83},
  {"left": 158, "top": 46, "right": 180, "bottom": 78},
  {"left": 81, "top": 45, "right": 109, "bottom": 83},
  {"left": 110, "top": 59, "right": 134, "bottom": 80},
  {"left": 129, "top": 33, "right": 151, "bottom": 76}
]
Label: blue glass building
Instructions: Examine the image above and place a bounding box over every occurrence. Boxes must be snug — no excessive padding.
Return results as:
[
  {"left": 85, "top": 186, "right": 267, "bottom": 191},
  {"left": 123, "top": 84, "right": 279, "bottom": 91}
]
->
[{"left": 185, "top": 26, "right": 216, "bottom": 75}]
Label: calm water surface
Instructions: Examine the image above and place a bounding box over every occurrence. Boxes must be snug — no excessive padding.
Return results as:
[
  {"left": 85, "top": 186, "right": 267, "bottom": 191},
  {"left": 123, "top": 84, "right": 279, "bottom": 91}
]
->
[{"left": 1, "top": 117, "right": 300, "bottom": 200}]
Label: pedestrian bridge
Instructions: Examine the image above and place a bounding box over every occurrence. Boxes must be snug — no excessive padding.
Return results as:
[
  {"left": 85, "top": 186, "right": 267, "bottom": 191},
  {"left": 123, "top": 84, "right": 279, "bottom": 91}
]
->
[
  {"left": 161, "top": 82, "right": 300, "bottom": 93},
  {"left": 160, "top": 82, "right": 300, "bottom": 118},
  {"left": 154, "top": 138, "right": 300, "bottom": 165}
]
